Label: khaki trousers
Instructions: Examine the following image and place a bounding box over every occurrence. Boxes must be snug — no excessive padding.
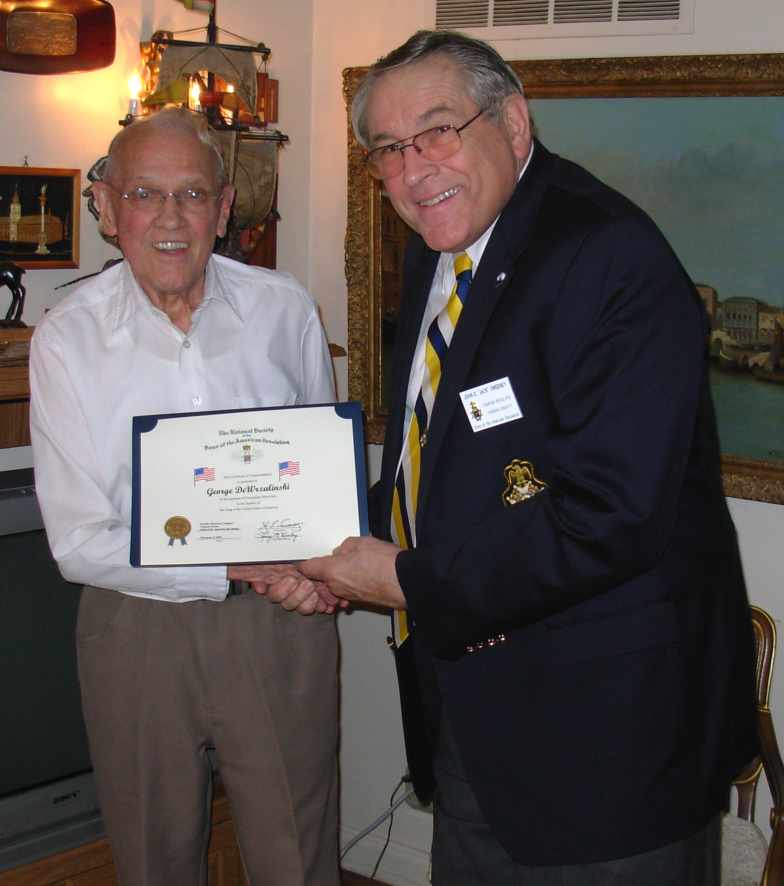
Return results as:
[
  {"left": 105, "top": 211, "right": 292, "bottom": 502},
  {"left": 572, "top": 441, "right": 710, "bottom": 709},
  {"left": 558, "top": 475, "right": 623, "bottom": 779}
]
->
[{"left": 76, "top": 585, "right": 339, "bottom": 886}]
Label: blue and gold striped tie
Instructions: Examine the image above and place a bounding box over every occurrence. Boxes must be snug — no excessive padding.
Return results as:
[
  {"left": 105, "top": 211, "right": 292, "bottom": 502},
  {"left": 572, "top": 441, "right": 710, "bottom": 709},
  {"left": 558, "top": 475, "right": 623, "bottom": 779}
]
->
[{"left": 391, "top": 252, "right": 473, "bottom": 643}]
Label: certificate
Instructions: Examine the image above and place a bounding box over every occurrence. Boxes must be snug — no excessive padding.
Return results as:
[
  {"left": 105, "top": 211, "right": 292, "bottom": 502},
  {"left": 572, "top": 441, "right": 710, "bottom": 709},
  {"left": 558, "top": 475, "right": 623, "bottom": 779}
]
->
[{"left": 130, "top": 402, "right": 368, "bottom": 566}]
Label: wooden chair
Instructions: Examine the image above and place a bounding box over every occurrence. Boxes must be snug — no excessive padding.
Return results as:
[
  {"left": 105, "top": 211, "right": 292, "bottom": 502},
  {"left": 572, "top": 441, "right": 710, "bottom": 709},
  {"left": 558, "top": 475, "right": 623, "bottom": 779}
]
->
[{"left": 723, "top": 605, "right": 784, "bottom": 885}]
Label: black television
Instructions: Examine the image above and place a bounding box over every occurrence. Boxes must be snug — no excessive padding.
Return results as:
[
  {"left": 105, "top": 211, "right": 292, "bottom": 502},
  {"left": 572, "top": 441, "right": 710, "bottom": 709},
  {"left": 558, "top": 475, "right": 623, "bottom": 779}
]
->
[{"left": 0, "top": 468, "right": 103, "bottom": 871}]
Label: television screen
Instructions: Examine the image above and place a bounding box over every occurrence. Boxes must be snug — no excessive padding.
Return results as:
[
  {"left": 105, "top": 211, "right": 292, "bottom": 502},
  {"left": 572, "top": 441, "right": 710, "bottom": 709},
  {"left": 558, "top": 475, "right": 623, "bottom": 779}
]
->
[
  {"left": 0, "top": 470, "right": 102, "bottom": 870},
  {"left": 0, "top": 527, "right": 90, "bottom": 798}
]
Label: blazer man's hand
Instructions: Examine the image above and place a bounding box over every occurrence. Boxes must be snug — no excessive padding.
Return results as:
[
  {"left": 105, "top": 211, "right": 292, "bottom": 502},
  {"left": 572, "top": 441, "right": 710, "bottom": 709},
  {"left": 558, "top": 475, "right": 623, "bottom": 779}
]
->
[
  {"left": 301, "top": 537, "right": 406, "bottom": 610},
  {"left": 227, "top": 563, "right": 346, "bottom": 615}
]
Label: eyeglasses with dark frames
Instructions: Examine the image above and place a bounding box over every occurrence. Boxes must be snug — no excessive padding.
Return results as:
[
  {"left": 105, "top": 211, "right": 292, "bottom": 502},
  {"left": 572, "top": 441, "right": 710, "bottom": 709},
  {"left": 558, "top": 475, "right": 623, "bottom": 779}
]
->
[{"left": 365, "top": 108, "right": 486, "bottom": 180}]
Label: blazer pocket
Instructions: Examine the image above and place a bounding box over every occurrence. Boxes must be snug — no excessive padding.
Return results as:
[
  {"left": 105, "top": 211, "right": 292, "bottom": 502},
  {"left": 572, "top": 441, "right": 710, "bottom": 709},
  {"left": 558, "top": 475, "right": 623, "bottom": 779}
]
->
[{"left": 542, "top": 597, "right": 680, "bottom": 666}]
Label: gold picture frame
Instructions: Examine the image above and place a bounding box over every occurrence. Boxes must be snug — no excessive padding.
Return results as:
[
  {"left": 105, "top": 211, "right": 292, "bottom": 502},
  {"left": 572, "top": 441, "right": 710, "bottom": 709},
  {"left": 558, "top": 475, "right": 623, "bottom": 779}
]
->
[
  {"left": 0, "top": 165, "right": 80, "bottom": 269},
  {"left": 343, "top": 53, "right": 784, "bottom": 504}
]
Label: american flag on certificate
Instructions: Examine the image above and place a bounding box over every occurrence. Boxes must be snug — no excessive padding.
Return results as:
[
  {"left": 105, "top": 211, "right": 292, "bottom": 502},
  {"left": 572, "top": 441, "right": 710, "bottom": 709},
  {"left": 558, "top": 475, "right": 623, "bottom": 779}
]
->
[
  {"left": 278, "top": 460, "right": 300, "bottom": 479},
  {"left": 193, "top": 466, "right": 215, "bottom": 484}
]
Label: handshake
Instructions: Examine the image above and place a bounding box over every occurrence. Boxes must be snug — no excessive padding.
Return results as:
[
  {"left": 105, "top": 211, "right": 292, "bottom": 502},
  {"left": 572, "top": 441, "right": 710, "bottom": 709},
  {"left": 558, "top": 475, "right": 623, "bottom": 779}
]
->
[
  {"left": 227, "top": 562, "right": 349, "bottom": 615},
  {"left": 227, "top": 535, "right": 407, "bottom": 615}
]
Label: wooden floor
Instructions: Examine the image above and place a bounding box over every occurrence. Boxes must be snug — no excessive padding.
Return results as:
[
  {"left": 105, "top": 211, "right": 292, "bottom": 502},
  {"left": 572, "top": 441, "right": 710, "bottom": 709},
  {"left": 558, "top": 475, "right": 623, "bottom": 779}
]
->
[{"left": 342, "top": 870, "right": 387, "bottom": 885}]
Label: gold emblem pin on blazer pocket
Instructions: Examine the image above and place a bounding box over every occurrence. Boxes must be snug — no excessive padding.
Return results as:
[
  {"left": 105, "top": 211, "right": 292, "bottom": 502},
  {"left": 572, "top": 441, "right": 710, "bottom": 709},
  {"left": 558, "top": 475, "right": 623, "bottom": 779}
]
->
[{"left": 502, "top": 459, "right": 547, "bottom": 507}]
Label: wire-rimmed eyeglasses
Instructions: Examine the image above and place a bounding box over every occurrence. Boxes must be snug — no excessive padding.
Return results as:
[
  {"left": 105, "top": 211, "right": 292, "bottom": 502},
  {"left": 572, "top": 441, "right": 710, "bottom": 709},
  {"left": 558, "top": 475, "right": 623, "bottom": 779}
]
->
[
  {"left": 104, "top": 183, "right": 223, "bottom": 215},
  {"left": 365, "top": 109, "right": 486, "bottom": 180}
]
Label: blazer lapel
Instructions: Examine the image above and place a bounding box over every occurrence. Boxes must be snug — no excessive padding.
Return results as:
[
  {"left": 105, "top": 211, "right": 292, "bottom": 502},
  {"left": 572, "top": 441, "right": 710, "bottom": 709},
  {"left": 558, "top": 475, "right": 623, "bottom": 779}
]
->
[{"left": 415, "top": 142, "right": 555, "bottom": 527}]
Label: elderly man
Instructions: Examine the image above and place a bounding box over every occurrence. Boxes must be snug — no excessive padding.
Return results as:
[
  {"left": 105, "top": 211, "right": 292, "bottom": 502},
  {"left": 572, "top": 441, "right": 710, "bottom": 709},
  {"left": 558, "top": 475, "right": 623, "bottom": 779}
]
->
[
  {"left": 30, "top": 108, "right": 340, "bottom": 885},
  {"left": 303, "top": 30, "right": 757, "bottom": 885}
]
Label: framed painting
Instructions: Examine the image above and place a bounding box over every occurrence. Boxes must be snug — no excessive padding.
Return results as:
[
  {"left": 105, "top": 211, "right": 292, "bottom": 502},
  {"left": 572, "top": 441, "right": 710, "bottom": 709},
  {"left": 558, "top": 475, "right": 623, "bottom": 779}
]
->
[
  {"left": 0, "top": 166, "right": 80, "bottom": 269},
  {"left": 344, "top": 53, "right": 784, "bottom": 504}
]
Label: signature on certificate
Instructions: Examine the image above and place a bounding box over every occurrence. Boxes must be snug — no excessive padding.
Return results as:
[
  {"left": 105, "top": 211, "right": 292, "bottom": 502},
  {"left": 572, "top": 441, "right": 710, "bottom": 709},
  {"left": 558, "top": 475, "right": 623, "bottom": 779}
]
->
[{"left": 255, "top": 519, "right": 304, "bottom": 543}]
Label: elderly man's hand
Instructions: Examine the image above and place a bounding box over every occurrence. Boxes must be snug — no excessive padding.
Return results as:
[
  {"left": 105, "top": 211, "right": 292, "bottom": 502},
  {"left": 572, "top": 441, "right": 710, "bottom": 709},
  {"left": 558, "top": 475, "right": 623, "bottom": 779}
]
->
[
  {"left": 300, "top": 536, "right": 406, "bottom": 610},
  {"left": 227, "top": 564, "right": 347, "bottom": 615}
]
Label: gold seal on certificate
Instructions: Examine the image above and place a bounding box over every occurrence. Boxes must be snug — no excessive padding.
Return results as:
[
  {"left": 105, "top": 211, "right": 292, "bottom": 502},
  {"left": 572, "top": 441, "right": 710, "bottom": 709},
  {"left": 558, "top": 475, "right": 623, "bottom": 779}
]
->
[
  {"left": 131, "top": 403, "right": 368, "bottom": 567},
  {"left": 164, "top": 515, "right": 192, "bottom": 546}
]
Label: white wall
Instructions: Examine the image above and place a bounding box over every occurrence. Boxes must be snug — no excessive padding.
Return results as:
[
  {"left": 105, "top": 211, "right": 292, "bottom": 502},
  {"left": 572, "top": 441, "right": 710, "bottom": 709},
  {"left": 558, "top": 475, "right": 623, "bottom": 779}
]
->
[
  {"left": 308, "top": 2, "right": 784, "bottom": 882},
  {"left": 1, "top": 1, "right": 782, "bottom": 882}
]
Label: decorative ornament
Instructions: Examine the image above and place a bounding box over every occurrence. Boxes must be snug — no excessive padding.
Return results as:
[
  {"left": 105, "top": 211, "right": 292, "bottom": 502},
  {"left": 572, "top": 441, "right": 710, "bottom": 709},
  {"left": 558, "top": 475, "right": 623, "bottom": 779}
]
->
[{"left": 0, "top": 0, "right": 115, "bottom": 74}]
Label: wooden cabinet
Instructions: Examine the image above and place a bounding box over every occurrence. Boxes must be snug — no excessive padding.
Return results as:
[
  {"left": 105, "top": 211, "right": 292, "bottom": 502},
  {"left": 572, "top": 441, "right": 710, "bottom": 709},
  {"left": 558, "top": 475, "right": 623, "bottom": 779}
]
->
[
  {"left": 0, "top": 788, "right": 249, "bottom": 886},
  {"left": 0, "top": 327, "right": 32, "bottom": 449}
]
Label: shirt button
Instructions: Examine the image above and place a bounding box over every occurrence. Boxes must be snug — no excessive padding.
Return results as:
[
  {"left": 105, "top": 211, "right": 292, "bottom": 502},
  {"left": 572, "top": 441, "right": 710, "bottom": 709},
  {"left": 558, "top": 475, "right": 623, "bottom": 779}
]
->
[
  {"left": 183, "top": 339, "right": 192, "bottom": 349},
  {"left": 419, "top": 431, "right": 428, "bottom": 448},
  {"left": 496, "top": 272, "right": 507, "bottom": 284},
  {"left": 192, "top": 396, "right": 202, "bottom": 407}
]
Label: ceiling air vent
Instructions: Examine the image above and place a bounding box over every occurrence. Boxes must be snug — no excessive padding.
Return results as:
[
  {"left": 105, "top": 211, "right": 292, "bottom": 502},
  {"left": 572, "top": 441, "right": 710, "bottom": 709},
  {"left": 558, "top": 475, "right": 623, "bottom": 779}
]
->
[
  {"left": 553, "top": 0, "right": 612, "bottom": 23},
  {"left": 618, "top": 0, "right": 680, "bottom": 19},
  {"left": 436, "top": 0, "right": 490, "bottom": 29},
  {"left": 492, "top": 0, "right": 549, "bottom": 26},
  {"left": 434, "top": 0, "right": 692, "bottom": 36}
]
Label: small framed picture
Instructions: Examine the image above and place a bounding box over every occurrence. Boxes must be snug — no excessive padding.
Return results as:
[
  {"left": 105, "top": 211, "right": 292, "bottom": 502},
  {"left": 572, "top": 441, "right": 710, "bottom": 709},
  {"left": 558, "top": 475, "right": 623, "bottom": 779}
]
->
[{"left": 0, "top": 166, "right": 80, "bottom": 269}]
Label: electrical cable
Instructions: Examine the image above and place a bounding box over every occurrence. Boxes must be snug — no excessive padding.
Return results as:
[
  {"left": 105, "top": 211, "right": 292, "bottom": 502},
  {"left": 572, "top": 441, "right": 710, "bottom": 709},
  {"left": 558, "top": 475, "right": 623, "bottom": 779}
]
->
[
  {"left": 370, "top": 779, "right": 405, "bottom": 879},
  {"left": 340, "top": 777, "right": 415, "bottom": 861}
]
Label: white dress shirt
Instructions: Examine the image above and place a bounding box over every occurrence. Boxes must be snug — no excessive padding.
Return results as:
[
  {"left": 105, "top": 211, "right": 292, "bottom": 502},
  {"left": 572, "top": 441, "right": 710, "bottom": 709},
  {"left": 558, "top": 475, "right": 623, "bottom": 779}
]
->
[{"left": 30, "top": 255, "right": 335, "bottom": 603}]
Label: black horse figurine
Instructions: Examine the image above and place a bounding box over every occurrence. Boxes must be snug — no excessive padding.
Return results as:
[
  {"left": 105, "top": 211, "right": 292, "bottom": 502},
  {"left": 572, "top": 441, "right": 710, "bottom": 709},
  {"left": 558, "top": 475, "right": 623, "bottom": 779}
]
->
[{"left": 0, "top": 262, "right": 26, "bottom": 327}]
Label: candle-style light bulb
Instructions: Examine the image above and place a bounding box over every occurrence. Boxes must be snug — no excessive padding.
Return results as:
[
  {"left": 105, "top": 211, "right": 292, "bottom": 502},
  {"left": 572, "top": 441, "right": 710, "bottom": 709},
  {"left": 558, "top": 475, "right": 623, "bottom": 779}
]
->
[
  {"left": 189, "top": 77, "right": 202, "bottom": 112},
  {"left": 222, "top": 83, "right": 239, "bottom": 124},
  {"left": 128, "top": 72, "right": 143, "bottom": 116}
]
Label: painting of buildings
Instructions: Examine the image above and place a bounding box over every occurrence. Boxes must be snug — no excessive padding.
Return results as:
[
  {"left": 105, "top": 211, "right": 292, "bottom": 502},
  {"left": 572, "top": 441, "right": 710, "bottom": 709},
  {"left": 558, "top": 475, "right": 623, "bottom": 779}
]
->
[{"left": 530, "top": 95, "right": 784, "bottom": 464}]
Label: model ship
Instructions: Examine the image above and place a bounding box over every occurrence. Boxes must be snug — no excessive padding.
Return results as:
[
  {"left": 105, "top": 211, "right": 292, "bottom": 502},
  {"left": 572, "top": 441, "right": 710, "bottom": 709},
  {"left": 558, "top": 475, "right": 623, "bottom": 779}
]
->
[{"left": 126, "top": 0, "right": 286, "bottom": 258}]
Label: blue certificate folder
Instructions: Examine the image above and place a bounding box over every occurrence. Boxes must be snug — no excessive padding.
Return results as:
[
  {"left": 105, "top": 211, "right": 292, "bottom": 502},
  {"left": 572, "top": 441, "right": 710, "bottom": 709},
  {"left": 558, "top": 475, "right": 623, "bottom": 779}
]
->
[{"left": 130, "top": 401, "right": 368, "bottom": 567}]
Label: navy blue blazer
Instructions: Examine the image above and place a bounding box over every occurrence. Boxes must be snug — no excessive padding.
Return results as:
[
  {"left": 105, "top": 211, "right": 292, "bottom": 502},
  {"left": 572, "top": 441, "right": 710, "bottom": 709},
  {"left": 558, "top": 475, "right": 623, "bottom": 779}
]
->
[{"left": 375, "top": 140, "right": 758, "bottom": 865}]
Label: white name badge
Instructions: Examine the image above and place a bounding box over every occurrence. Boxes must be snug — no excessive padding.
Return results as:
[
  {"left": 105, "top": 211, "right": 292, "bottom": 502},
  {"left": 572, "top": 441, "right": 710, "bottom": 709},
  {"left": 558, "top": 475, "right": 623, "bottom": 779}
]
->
[{"left": 459, "top": 377, "right": 523, "bottom": 433}]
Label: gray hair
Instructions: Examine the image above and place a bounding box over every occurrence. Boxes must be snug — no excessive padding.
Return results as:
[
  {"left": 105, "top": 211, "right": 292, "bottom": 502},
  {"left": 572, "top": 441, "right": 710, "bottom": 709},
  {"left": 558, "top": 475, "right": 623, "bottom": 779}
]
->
[
  {"left": 102, "top": 106, "right": 228, "bottom": 187},
  {"left": 351, "top": 30, "right": 524, "bottom": 148}
]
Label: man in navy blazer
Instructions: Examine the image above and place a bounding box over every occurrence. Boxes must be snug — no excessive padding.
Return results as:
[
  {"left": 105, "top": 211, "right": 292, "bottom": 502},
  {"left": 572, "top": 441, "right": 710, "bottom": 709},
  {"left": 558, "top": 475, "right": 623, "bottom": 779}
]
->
[{"left": 304, "top": 30, "right": 757, "bottom": 884}]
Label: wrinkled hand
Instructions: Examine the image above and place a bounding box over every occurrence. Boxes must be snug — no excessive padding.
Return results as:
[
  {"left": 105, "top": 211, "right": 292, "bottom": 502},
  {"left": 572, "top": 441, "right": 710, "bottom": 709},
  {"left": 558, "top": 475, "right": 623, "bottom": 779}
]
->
[
  {"left": 300, "top": 536, "right": 406, "bottom": 610},
  {"left": 227, "top": 563, "right": 347, "bottom": 615}
]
